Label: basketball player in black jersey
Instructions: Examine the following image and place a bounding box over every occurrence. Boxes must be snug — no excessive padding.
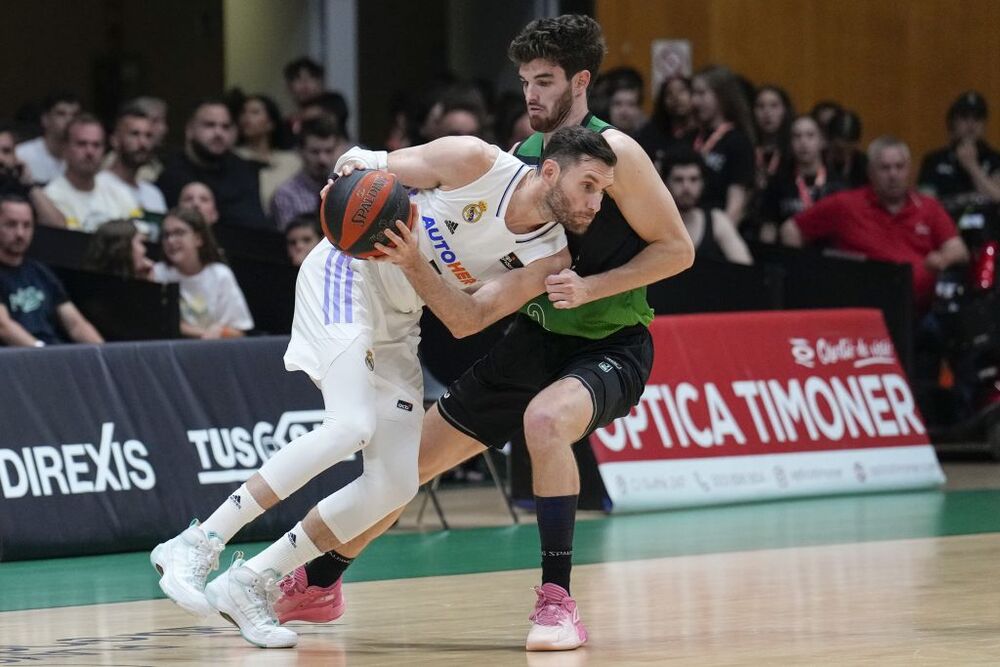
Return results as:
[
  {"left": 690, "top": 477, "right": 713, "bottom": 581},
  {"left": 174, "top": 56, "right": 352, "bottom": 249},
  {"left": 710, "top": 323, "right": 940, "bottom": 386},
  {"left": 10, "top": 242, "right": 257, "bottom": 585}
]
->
[{"left": 276, "top": 14, "right": 694, "bottom": 651}]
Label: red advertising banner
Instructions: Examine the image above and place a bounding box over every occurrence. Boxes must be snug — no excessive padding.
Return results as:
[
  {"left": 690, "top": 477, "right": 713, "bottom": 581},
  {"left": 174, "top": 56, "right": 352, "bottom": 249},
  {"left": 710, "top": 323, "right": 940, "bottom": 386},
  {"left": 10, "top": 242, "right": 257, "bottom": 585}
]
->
[{"left": 590, "top": 309, "right": 945, "bottom": 511}]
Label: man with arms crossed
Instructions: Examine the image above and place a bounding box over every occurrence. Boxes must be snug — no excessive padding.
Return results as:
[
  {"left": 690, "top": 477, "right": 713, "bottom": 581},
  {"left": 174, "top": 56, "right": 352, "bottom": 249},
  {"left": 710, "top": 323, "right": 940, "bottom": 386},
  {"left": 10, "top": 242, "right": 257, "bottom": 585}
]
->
[
  {"left": 279, "top": 14, "right": 694, "bottom": 652},
  {"left": 151, "top": 125, "right": 618, "bottom": 648}
]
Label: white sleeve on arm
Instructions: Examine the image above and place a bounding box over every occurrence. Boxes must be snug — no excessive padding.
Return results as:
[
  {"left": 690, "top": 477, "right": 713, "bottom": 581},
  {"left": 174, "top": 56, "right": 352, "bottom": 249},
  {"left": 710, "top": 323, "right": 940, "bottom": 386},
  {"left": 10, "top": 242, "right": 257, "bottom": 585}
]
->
[
  {"left": 334, "top": 147, "right": 389, "bottom": 173},
  {"left": 513, "top": 222, "right": 568, "bottom": 265}
]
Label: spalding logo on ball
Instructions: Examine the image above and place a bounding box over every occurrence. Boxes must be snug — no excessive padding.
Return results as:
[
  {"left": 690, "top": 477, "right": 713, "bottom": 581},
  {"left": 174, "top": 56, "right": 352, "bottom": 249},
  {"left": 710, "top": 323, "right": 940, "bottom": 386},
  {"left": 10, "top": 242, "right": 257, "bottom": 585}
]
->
[{"left": 320, "top": 169, "right": 412, "bottom": 259}]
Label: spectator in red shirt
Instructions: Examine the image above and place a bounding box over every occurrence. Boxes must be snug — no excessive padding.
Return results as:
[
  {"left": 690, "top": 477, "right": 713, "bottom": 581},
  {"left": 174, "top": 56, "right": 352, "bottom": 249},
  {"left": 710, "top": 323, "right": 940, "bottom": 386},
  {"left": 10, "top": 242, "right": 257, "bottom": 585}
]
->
[{"left": 781, "top": 135, "right": 969, "bottom": 312}]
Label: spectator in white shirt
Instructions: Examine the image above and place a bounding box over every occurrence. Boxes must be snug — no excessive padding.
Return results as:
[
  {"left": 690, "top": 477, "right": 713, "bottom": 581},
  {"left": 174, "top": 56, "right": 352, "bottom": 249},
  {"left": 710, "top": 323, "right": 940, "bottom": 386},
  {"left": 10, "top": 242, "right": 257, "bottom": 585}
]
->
[
  {"left": 44, "top": 115, "right": 141, "bottom": 232},
  {"left": 15, "top": 91, "right": 80, "bottom": 185},
  {"left": 152, "top": 207, "right": 253, "bottom": 339},
  {"left": 104, "top": 104, "right": 168, "bottom": 229},
  {"left": 0, "top": 123, "right": 66, "bottom": 228}
]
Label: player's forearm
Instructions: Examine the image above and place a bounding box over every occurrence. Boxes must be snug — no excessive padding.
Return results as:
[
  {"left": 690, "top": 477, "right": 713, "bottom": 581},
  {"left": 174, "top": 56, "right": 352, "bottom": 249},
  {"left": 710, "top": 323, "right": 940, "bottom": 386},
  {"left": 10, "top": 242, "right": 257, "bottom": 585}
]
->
[
  {"left": 398, "top": 262, "right": 487, "bottom": 338},
  {"left": 582, "top": 236, "right": 694, "bottom": 303}
]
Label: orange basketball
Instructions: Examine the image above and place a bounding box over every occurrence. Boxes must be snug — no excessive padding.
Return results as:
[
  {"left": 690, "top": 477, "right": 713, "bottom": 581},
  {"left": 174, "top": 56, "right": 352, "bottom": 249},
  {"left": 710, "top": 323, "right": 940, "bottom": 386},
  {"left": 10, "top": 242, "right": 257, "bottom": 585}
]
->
[{"left": 320, "top": 169, "right": 412, "bottom": 259}]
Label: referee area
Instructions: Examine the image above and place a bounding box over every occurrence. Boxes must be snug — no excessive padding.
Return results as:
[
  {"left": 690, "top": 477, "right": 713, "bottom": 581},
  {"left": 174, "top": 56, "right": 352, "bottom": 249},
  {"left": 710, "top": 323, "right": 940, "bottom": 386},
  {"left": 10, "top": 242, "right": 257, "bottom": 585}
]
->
[{"left": 2, "top": 463, "right": 998, "bottom": 665}]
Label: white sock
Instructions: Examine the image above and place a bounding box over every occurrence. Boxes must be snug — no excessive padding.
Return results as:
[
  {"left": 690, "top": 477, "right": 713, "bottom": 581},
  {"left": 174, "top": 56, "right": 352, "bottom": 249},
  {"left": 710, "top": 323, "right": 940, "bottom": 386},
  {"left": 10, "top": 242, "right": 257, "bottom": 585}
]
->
[
  {"left": 245, "top": 522, "right": 323, "bottom": 578},
  {"left": 200, "top": 484, "right": 265, "bottom": 543}
]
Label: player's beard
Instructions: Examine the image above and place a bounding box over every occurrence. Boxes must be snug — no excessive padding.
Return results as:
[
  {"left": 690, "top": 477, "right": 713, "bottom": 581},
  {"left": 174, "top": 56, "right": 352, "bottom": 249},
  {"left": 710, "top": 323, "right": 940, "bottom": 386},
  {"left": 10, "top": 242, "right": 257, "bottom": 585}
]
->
[
  {"left": 545, "top": 179, "right": 591, "bottom": 235},
  {"left": 530, "top": 86, "right": 574, "bottom": 133}
]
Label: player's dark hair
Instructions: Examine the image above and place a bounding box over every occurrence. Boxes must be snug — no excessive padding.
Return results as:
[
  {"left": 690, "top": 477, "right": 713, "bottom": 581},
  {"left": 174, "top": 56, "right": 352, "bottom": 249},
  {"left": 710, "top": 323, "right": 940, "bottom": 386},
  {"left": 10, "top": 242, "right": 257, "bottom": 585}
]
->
[
  {"left": 542, "top": 125, "right": 617, "bottom": 169},
  {"left": 508, "top": 14, "right": 606, "bottom": 85}
]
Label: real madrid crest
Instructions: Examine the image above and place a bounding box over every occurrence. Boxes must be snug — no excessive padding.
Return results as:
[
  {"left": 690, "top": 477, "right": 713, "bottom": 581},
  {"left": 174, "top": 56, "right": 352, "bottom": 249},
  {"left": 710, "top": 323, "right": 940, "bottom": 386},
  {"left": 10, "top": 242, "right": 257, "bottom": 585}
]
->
[
  {"left": 365, "top": 349, "right": 375, "bottom": 371},
  {"left": 462, "top": 200, "right": 487, "bottom": 223}
]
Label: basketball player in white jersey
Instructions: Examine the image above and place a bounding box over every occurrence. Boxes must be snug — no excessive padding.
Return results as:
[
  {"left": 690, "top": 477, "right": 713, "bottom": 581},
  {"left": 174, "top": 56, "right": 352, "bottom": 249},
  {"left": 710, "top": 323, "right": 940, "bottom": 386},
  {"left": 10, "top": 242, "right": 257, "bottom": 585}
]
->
[{"left": 150, "top": 125, "right": 617, "bottom": 648}]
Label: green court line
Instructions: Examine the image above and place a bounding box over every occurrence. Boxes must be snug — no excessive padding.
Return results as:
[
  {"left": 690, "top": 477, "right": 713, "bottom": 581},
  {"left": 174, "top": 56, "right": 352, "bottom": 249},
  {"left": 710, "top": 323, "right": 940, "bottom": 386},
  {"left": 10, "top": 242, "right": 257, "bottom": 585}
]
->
[{"left": 2, "top": 489, "right": 999, "bottom": 613}]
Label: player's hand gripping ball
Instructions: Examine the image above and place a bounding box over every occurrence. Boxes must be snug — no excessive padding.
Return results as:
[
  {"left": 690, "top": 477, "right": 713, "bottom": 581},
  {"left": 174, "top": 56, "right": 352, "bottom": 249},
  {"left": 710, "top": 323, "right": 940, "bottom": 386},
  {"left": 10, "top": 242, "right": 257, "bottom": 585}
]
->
[{"left": 320, "top": 169, "right": 412, "bottom": 259}]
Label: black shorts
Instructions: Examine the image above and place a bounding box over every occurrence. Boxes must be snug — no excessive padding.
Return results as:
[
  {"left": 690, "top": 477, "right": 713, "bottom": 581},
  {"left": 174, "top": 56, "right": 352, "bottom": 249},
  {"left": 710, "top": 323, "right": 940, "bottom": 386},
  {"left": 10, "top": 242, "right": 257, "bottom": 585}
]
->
[{"left": 437, "top": 314, "right": 654, "bottom": 449}]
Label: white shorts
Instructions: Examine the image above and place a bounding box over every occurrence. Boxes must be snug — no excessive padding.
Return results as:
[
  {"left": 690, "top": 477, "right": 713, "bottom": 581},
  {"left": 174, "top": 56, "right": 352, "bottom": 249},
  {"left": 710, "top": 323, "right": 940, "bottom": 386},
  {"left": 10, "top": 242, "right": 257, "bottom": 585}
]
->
[{"left": 284, "top": 240, "right": 424, "bottom": 401}]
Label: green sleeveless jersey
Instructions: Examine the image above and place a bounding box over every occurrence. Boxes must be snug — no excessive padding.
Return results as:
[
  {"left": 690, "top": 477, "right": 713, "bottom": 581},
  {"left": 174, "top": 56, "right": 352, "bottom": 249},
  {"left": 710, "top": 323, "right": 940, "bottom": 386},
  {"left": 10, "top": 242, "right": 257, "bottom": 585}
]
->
[{"left": 514, "top": 114, "right": 654, "bottom": 339}]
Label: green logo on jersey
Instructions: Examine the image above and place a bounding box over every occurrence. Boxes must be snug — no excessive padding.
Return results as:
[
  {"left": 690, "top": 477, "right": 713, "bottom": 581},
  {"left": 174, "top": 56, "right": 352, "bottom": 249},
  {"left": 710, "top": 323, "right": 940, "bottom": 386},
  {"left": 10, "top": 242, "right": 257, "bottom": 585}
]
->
[{"left": 524, "top": 302, "right": 546, "bottom": 328}]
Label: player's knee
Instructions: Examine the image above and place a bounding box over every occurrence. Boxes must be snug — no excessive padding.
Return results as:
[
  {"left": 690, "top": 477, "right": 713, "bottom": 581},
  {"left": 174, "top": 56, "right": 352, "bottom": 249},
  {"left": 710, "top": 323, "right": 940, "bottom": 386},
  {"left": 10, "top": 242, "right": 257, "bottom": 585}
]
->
[
  {"left": 322, "top": 410, "right": 376, "bottom": 453},
  {"left": 523, "top": 402, "right": 573, "bottom": 453}
]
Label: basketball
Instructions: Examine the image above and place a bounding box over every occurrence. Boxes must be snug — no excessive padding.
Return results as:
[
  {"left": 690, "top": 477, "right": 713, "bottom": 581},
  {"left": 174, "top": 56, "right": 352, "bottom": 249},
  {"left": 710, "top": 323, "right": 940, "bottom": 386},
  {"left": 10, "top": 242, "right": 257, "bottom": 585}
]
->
[{"left": 320, "top": 169, "right": 412, "bottom": 259}]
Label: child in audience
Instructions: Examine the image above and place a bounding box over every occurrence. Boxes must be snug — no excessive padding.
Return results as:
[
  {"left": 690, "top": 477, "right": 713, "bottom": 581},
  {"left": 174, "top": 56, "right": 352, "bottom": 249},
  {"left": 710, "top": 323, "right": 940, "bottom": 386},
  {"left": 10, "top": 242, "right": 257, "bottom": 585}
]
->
[{"left": 152, "top": 207, "right": 253, "bottom": 338}]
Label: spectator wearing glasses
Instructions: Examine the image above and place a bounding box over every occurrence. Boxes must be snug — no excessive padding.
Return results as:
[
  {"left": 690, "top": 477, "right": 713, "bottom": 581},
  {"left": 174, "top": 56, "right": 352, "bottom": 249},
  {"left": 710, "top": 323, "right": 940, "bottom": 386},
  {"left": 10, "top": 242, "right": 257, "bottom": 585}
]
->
[{"left": 151, "top": 207, "right": 254, "bottom": 339}]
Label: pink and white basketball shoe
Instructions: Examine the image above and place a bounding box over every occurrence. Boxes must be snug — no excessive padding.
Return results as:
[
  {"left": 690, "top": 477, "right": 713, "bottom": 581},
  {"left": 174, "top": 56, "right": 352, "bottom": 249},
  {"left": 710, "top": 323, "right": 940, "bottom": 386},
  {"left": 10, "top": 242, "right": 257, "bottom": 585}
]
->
[
  {"left": 274, "top": 566, "right": 347, "bottom": 624},
  {"left": 525, "top": 583, "right": 588, "bottom": 651}
]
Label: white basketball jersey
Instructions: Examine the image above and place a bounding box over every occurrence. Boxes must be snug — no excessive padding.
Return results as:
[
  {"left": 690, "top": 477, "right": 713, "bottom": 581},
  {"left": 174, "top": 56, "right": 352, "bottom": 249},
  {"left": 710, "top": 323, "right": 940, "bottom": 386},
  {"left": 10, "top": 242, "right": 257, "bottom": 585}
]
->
[
  {"left": 411, "top": 149, "right": 567, "bottom": 292},
  {"left": 286, "top": 148, "right": 568, "bottom": 382}
]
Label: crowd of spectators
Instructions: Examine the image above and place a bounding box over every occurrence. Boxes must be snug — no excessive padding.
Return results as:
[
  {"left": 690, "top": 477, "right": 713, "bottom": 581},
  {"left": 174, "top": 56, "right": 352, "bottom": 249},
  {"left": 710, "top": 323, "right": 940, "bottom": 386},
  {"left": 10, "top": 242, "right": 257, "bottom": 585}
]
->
[
  {"left": 609, "top": 66, "right": 998, "bottom": 424},
  {"left": 605, "top": 67, "right": 1000, "bottom": 310},
  {"left": 2, "top": 52, "right": 999, "bottom": 419}
]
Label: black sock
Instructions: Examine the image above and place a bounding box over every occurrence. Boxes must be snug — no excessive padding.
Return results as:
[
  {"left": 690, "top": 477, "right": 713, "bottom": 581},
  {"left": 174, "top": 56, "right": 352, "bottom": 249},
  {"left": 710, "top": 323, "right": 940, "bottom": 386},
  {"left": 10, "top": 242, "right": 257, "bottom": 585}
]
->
[
  {"left": 304, "top": 550, "right": 353, "bottom": 587},
  {"left": 535, "top": 494, "right": 577, "bottom": 594}
]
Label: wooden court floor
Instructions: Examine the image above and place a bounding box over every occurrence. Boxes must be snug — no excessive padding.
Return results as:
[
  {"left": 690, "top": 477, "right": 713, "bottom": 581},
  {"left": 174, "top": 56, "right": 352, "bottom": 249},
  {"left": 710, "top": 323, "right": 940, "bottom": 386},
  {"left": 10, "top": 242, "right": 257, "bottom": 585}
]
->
[{"left": 2, "top": 463, "right": 999, "bottom": 665}]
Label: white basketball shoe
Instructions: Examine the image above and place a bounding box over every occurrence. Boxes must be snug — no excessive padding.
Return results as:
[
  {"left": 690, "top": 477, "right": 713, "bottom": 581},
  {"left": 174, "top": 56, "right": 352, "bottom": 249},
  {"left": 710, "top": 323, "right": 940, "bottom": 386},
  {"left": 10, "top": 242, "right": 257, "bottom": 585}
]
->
[
  {"left": 150, "top": 520, "right": 224, "bottom": 618},
  {"left": 206, "top": 553, "right": 299, "bottom": 649}
]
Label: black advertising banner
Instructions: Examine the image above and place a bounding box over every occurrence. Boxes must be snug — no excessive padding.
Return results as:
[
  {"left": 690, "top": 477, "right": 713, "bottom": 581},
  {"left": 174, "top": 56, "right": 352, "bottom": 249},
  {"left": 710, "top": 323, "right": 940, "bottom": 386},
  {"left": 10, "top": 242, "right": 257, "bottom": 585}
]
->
[{"left": 0, "top": 337, "right": 361, "bottom": 561}]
